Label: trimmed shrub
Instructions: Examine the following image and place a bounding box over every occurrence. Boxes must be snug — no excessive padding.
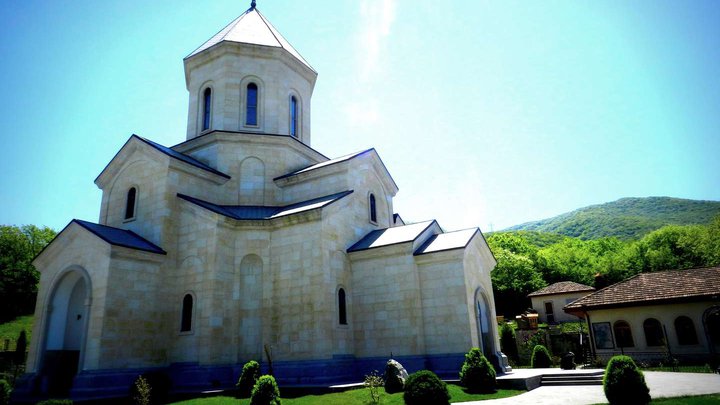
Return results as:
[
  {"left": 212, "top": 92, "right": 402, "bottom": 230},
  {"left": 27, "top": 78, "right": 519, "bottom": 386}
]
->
[
  {"left": 499, "top": 323, "right": 518, "bottom": 363},
  {"left": 403, "top": 370, "right": 450, "bottom": 405},
  {"left": 603, "top": 355, "right": 651, "bottom": 405},
  {"left": 531, "top": 345, "right": 551, "bottom": 368},
  {"left": 36, "top": 400, "right": 73, "bottom": 405},
  {"left": 250, "top": 375, "right": 281, "bottom": 405},
  {"left": 129, "top": 371, "right": 171, "bottom": 405},
  {"left": 237, "top": 360, "right": 261, "bottom": 397},
  {"left": 383, "top": 359, "right": 408, "bottom": 394},
  {"left": 459, "top": 348, "right": 496, "bottom": 393},
  {"left": 0, "top": 379, "right": 11, "bottom": 405}
]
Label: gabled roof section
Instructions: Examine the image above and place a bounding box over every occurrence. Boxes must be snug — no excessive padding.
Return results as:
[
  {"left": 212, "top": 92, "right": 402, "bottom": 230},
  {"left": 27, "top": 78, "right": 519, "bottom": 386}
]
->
[
  {"left": 95, "top": 135, "right": 230, "bottom": 185},
  {"left": 136, "top": 136, "right": 230, "bottom": 179},
  {"left": 73, "top": 220, "right": 166, "bottom": 254},
  {"left": 528, "top": 281, "right": 595, "bottom": 298},
  {"left": 186, "top": 6, "right": 315, "bottom": 72},
  {"left": 564, "top": 266, "right": 720, "bottom": 312},
  {"left": 347, "top": 220, "right": 436, "bottom": 253},
  {"left": 414, "top": 228, "right": 480, "bottom": 255},
  {"left": 178, "top": 190, "right": 353, "bottom": 220},
  {"left": 274, "top": 149, "right": 372, "bottom": 181}
]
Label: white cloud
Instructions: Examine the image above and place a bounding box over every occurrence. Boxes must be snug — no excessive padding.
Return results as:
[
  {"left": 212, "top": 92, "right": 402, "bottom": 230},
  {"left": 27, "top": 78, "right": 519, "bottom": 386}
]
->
[{"left": 357, "top": 0, "right": 396, "bottom": 82}]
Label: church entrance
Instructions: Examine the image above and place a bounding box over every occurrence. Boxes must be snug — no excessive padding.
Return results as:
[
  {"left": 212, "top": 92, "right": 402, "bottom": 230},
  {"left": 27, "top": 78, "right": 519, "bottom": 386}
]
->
[
  {"left": 41, "top": 270, "right": 90, "bottom": 396},
  {"left": 475, "top": 289, "right": 494, "bottom": 359}
]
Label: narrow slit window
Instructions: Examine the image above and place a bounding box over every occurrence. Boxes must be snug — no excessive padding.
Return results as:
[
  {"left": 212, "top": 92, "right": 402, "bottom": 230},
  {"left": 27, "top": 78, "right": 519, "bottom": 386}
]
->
[
  {"left": 290, "top": 96, "right": 298, "bottom": 137},
  {"left": 202, "top": 88, "right": 212, "bottom": 131},
  {"left": 246, "top": 83, "right": 258, "bottom": 126},
  {"left": 125, "top": 187, "right": 137, "bottom": 220},
  {"left": 369, "top": 194, "right": 377, "bottom": 223},
  {"left": 181, "top": 294, "right": 193, "bottom": 332},
  {"left": 338, "top": 288, "right": 347, "bottom": 325}
]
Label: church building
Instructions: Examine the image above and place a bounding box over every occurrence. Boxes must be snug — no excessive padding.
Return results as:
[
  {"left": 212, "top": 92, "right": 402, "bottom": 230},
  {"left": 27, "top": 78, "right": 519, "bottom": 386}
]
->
[{"left": 21, "top": 3, "right": 507, "bottom": 400}]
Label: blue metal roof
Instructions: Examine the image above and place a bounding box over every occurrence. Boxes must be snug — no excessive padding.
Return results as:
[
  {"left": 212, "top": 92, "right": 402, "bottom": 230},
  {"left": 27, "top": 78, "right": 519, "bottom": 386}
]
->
[
  {"left": 347, "top": 221, "right": 436, "bottom": 252},
  {"left": 73, "top": 220, "right": 166, "bottom": 254},
  {"left": 135, "top": 135, "right": 230, "bottom": 179},
  {"left": 178, "top": 190, "right": 353, "bottom": 220}
]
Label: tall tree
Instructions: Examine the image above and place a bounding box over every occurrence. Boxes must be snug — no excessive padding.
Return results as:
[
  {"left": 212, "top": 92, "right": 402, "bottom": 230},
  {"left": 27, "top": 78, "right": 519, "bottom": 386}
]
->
[{"left": 0, "top": 225, "right": 56, "bottom": 322}]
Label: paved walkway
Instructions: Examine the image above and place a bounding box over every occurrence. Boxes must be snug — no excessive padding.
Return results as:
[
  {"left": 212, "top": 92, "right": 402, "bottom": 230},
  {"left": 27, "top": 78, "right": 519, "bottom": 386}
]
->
[{"left": 455, "top": 371, "right": 720, "bottom": 404}]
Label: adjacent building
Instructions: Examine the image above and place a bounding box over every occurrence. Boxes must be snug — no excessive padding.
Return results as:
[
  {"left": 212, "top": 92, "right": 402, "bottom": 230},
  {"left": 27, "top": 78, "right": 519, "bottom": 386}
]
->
[{"left": 528, "top": 281, "right": 595, "bottom": 324}]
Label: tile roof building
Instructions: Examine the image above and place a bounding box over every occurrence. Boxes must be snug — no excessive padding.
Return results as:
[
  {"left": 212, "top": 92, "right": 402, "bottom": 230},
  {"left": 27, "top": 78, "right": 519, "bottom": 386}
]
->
[
  {"left": 20, "top": 3, "right": 506, "bottom": 401},
  {"left": 564, "top": 267, "right": 720, "bottom": 363},
  {"left": 528, "top": 281, "right": 595, "bottom": 324}
]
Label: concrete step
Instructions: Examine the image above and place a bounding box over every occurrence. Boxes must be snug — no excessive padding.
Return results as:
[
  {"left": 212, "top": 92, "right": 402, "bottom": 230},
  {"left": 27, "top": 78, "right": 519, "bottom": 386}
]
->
[
  {"left": 541, "top": 373, "right": 604, "bottom": 386},
  {"left": 542, "top": 379, "right": 603, "bottom": 386}
]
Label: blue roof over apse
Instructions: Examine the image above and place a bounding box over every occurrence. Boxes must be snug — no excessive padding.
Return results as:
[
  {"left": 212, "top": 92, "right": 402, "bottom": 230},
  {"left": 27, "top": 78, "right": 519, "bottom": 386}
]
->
[
  {"left": 177, "top": 190, "right": 354, "bottom": 220},
  {"left": 135, "top": 135, "right": 230, "bottom": 179},
  {"left": 73, "top": 220, "right": 166, "bottom": 254},
  {"left": 347, "top": 220, "right": 437, "bottom": 252}
]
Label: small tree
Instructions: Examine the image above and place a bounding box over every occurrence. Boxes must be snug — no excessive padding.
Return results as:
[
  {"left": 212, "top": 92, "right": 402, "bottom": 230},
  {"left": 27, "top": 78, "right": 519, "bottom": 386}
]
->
[
  {"left": 363, "top": 370, "right": 383, "bottom": 405},
  {"left": 250, "top": 375, "right": 281, "bottom": 405},
  {"left": 459, "top": 348, "right": 496, "bottom": 393},
  {"left": 403, "top": 370, "right": 450, "bottom": 405},
  {"left": 499, "top": 323, "right": 518, "bottom": 363},
  {"left": 14, "top": 331, "right": 27, "bottom": 365},
  {"left": 531, "top": 345, "right": 552, "bottom": 368},
  {"left": 133, "top": 375, "right": 151, "bottom": 405},
  {"left": 0, "top": 379, "right": 11, "bottom": 405},
  {"left": 603, "top": 355, "right": 651, "bottom": 405},
  {"left": 237, "top": 360, "right": 261, "bottom": 398}
]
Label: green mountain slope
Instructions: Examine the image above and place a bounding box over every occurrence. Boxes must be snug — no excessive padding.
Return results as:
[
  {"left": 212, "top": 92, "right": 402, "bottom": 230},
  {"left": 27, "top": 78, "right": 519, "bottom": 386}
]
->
[{"left": 505, "top": 197, "right": 720, "bottom": 240}]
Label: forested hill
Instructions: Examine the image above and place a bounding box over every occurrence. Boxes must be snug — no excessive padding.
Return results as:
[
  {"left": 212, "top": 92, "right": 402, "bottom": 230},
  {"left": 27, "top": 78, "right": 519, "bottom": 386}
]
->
[{"left": 505, "top": 197, "right": 720, "bottom": 240}]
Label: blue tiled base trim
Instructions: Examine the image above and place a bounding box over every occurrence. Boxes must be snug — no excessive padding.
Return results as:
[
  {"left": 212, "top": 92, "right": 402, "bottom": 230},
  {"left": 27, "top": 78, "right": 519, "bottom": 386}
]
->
[{"left": 14, "top": 353, "right": 469, "bottom": 402}]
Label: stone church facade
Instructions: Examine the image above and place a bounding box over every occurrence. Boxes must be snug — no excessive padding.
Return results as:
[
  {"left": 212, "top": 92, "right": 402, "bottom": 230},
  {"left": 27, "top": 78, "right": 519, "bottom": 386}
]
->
[{"left": 21, "top": 4, "right": 506, "bottom": 400}]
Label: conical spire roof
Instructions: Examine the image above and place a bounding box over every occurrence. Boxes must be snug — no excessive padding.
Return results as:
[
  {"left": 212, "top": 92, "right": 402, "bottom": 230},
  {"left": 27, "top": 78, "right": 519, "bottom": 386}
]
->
[{"left": 186, "top": 6, "right": 315, "bottom": 72}]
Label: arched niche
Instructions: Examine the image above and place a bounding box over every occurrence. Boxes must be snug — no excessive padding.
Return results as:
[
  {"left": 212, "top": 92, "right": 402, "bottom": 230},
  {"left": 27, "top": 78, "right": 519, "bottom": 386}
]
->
[{"left": 239, "top": 157, "right": 265, "bottom": 205}]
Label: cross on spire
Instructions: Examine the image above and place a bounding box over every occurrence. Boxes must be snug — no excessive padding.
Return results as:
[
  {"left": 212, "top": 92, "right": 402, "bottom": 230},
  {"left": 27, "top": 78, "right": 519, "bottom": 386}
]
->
[{"left": 250, "top": 0, "right": 257, "bottom": 10}]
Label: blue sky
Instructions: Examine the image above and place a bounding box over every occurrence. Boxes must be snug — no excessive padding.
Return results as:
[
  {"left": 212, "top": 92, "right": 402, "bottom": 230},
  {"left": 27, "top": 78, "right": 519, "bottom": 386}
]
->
[{"left": 1, "top": 0, "right": 719, "bottom": 233}]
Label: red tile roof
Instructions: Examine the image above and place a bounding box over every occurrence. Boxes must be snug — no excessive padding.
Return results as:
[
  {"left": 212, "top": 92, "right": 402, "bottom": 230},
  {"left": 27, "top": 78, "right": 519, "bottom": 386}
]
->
[
  {"left": 528, "top": 281, "right": 595, "bottom": 297},
  {"left": 564, "top": 266, "right": 720, "bottom": 313}
]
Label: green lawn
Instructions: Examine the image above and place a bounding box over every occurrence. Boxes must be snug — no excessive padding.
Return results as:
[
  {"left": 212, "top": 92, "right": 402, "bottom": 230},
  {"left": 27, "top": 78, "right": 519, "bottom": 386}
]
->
[
  {"left": 650, "top": 394, "right": 720, "bottom": 405},
  {"left": 0, "top": 315, "right": 34, "bottom": 351},
  {"left": 170, "top": 385, "right": 524, "bottom": 405}
]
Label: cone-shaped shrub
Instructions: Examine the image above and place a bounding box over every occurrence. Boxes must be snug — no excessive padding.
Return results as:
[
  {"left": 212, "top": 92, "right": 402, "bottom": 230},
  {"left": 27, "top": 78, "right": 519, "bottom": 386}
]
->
[
  {"left": 403, "top": 370, "right": 450, "bottom": 405},
  {"left": 237, "top": 360, "right": 261, "bottom": 397},
  {"left": 459, "top": 348, "right": 496, "bottom": 393},
  {"left": 531, "top": 345, "right": 551, "bottom": 368},
  {"left": 603, "top": 356, "right": 650, "bottom": 405},
  {"left": 250, "top": 375, "right": 281, "bottom": 405}
]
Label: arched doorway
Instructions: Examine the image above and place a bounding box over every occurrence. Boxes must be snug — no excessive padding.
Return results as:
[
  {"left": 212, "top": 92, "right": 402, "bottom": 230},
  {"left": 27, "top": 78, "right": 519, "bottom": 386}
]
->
[
  {"left": 475, "top": 289, "right": 495, "bottom": 358},
  {"left": 704, "top": 306, "right": 720, "bottom": 354},
  {"left": 42, "top": 269, "right": 91, "bottom": 396}
]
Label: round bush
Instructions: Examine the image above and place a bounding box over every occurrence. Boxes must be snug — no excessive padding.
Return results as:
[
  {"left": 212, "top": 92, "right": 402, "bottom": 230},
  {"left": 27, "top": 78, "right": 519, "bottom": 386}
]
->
[
  {"left": 403, "top": 370, "right": 450, "bottom": 405},
  {"left": 0, "top": 379, "right": 11, "bottom": 405},
  {"left": 603, "top": 355, "right": 651, "bottom": 405},
  {"left": 250, "top": 375, "right": 281, "bottom": 405},
  {"left": 237, "top": 360, "right": 261, "bottom": 397},
  {"left": 531, "top": 345, "right": 551, "bottom": 368},
  {"left": 383, "top": 359, "right": 408, "bottom": 394},
  {"left": 459, "top": 348, "right": 496, "bottom": 393}
]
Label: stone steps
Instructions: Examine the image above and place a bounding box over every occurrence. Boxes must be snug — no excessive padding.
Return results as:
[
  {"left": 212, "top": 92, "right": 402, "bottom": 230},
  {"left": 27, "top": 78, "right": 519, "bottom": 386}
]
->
[{"left": 541, "top": 372, "right": 604, "bottom": 386}]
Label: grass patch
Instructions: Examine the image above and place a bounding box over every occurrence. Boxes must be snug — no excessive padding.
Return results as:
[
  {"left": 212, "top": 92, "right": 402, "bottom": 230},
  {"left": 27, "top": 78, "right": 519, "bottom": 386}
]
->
[
  {"left": 650, "top": 394, "right": 720, "bottom": 404},
  {"left": 640, "top": 365, "right": 714, "bottom": 373},
  {"left": 0, "top": 315, "right": 33, "bottom": 351},
  {"left": 169, "top": 385, "right": 524, "bottom": 405}
]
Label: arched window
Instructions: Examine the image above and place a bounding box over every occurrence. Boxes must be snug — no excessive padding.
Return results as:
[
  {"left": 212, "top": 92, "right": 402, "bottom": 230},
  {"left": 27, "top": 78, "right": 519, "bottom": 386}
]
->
[
  {"left": 246, "top": 83, "right": 258, "bottom": 126},
  {"left": 180, "top": 294, "right": 194, "bottom": 332},
  {"left": 202, "top": 88, "right": 212, "bottom": 131},
  {"left": 125, "top": 187, "right": 137, "bottom": 220},
  {"left": 643, "top": 318, "right": 663, "bottom": 347},
  {"left": 613, "top": 320, "right": 634, "bottom": 348},
  {"left": 369, "top": 193, "right": 377, "bottom": 223},
  {"left": 338, "top": 288, "right": 347, "bottom": 325},
  {"left": 289, "top": 96, "right": 298, "bottom": 138},
  {"left": 675, "top": 316, "right": 698, "bottom": 345}
]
